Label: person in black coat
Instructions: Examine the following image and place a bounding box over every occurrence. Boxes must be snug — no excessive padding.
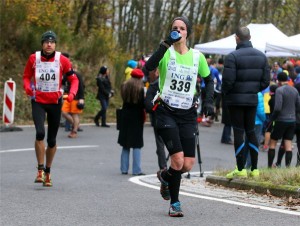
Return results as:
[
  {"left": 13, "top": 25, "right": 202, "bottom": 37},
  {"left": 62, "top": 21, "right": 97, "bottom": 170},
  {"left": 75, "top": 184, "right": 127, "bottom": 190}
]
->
[
  {"left": 145, "top": 68, "right": 167, "bottom": 170},
  {"left": 118, "top": 68, "right": 145, "bottom": 175},
  {"left": 222, "top": 26, "right": 270, "bottom": 179},
  {"left": 94, "top": 66, "right": 112, "bottom": 127},
  {"left": 220, "top": 94, "right": 233, "bottom": 144}
]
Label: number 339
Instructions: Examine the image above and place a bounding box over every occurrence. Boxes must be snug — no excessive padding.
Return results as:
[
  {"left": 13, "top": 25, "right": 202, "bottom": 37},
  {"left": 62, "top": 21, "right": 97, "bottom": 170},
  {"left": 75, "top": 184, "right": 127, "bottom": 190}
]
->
[{"left": 170, "top": 79, "right": 191, "bottom": 92}]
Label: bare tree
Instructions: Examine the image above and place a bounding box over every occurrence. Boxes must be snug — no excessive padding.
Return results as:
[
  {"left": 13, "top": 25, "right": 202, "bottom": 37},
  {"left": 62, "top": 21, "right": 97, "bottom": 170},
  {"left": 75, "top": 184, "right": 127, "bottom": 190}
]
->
[
  {"left": 74, "top": 0, "right": 89, "bottom": 35},
  {"left": 251, "top": 0, "right": 259, "bottom": 23},
  {"left": 71, "top": 0, "right": 300, "bottom": 56},
  {"left": 215, "top": 0, "right": 234, "bottom": 39},
  {"left": 202, "top": 0, "right": 216, "bottom": 43}
]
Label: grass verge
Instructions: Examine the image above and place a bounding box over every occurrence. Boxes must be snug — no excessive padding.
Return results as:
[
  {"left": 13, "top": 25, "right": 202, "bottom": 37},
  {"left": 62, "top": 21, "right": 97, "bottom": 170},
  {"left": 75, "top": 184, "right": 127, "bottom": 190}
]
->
[{"left": 213, "top": 167, "right": 300, "bottom": 187}]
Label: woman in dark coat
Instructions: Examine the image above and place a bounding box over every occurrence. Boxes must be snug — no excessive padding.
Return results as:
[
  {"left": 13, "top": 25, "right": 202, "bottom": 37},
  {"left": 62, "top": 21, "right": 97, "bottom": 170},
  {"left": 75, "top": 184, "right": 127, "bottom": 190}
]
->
[
  {"left": 118, "top": 68, "right": 145, "bottom": 175},
  {"left": 94, "top": 66, "right": 112, "bottom": 127}
]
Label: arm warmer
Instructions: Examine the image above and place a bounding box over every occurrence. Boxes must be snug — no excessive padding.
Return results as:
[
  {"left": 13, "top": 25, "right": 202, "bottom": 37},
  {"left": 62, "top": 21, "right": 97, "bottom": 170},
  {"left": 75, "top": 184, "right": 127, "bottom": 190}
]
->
[
  {"left": 203, "top": 74, "right": 214, "bottom": 104},
  {"left": 144, "top": 42, "right": 169, "bottom": 72}
]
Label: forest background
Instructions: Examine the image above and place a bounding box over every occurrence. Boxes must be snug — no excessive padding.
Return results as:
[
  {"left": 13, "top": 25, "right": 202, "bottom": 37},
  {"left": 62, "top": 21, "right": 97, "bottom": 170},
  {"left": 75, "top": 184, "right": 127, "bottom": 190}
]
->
[{"left": 1, "top": 0, "right": 300, "bottom": 125}]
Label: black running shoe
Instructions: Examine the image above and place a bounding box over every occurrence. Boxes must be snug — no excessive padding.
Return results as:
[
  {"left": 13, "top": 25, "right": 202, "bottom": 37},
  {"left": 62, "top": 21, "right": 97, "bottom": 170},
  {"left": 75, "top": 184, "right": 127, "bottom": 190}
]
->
[{"left": 157, "top": 169, "right": 170, "bottom": 200}]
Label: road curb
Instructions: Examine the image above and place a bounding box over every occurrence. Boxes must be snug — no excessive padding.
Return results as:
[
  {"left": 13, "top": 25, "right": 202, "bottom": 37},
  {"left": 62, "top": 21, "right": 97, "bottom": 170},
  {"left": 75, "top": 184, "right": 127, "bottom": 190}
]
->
[
  {"left": 206, "top": 175, "right": 300, "bottom": 198},
  {"left": 0, "top": 125, "right": 23, "bottom": 132}
]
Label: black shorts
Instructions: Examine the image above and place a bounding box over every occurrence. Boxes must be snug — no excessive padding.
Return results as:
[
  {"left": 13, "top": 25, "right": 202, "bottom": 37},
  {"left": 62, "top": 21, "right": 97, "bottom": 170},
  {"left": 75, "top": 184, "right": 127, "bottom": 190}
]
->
[
  {"left": 266, "top": 122, "right": 273, "bottom": 133},
  {"left": 271, "top": 121, "right": 296, "bottom": 140},
  {"left": 156, "top": 104, "right": 197, "bottom": 157}
]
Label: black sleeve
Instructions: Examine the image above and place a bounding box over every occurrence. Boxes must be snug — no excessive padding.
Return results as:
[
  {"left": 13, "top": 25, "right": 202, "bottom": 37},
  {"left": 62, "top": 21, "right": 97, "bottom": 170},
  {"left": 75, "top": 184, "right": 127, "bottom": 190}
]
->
[
  {"left": 203, "top": 74, "right": 214, "bottom": 105},
  {"left": 145, "top": 83, "right": 158, "bottom": 113},
  {"left": 75, "top": 72, "right": 85, "bottom": 99},
  {"left": 144, "top": 42, "right": 169, "bottom": 71},
  {"left": 269, "top": 110, "right": 279, "bottom": 121},
  {"left": 222, "top": 53, "right": 236, "bottom": 95}
]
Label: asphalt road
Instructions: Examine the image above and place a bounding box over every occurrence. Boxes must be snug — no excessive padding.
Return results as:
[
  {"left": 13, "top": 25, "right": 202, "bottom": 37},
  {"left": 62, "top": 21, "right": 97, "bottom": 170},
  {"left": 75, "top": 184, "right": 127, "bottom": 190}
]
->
[{"left": 0, "top": 122, "right": 299, "bottom": 226}]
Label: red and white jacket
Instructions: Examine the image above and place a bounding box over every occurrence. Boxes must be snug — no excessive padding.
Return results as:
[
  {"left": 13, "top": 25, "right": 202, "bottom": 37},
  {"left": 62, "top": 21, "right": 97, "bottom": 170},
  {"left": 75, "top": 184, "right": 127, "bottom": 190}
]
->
[{"left": 23, "top": 51, "right": 78, "bottom": 104}]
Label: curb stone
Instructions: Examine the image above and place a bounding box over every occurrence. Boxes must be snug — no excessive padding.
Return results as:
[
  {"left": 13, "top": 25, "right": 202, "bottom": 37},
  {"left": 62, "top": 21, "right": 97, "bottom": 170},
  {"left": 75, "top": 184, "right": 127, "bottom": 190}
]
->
[
  {"left": 0, "top": 125, "right": 23, "bottom": 132},
  {"left": 206, "top": 175, "right": 300, "bottom": 199}
]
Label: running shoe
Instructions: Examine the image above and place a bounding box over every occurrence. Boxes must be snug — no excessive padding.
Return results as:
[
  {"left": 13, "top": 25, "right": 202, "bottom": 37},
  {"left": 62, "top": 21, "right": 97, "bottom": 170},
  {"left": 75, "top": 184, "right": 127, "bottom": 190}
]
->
[
  {"left": 43, "top": 173, "right": 52, "bottom": 187},
  {"left": 157, "top": 169, "right": 170, "bottom": 200},
  {"left": 260, "top": 145, "right": 269, "bottom": 152},
  {"left": 169, "top": 202, "right": 184, "bottom": 217},
  {"left": 249, "top": 169, "right": 260, "bottom": 178},
  {"left": 68, "top": 131, "right": 77, "bottom": 138},
  {"left": 272, "top": 163, "right": 281, "bottom": 168},
  {"left": 226, "top": 168, "right": 247, "bottom": 179},
  {"left": 34, "top": 169, "right": 45, "bottom": 183}
]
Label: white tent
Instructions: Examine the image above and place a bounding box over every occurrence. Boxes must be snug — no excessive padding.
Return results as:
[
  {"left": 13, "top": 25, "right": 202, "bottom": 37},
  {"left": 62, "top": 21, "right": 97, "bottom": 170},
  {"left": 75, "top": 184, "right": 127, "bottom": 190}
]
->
[
  {"left": 194, "top": 23, "right": 295, "bottom": 57},
  {"left": 265, "top": 34, "right": 300, "bottom": 56}
]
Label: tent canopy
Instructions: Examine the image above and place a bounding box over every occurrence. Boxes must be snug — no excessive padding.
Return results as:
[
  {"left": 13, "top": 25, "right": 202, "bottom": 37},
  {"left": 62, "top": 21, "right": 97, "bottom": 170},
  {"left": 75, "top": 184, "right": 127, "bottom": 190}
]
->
[
  {"left": 265, "top": 34, "right": 300, "bottom": 56},
  {"left": 194, "top": 23, "right": 295, "bottom": 57}
]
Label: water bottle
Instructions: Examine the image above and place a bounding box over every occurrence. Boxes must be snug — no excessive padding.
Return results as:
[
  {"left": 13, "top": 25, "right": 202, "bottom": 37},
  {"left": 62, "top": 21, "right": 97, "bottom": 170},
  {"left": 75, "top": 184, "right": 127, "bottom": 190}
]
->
[
  {"left": 30, "top": 82, "right": 35, "bottom": 100},
  {"left": 170, "top": 30, "right": 181, "bottom": 41}
]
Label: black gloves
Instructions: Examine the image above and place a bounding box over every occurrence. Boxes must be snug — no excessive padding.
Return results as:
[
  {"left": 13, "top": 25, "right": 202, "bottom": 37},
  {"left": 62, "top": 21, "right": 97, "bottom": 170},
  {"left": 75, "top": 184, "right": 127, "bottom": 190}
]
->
[
  {"left": 203, "top": 102, "right": 214, "bottom": 117},
  {"left": 164, "top": 30, "right": 182, "bottom": 46}
]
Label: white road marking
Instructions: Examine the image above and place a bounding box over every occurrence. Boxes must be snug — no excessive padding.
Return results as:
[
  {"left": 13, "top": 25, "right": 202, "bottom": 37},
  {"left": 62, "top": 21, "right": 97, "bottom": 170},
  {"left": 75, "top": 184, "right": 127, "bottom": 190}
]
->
[
  {"left": 0, "top": 145, "right": 99, "bottom": 153},
  {"left": 129, "top": 174, "right": 300, "bottom": 216}
]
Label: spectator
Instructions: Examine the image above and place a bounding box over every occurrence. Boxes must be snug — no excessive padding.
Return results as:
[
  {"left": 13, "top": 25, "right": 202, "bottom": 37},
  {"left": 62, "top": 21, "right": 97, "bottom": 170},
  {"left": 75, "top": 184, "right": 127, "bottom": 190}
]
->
[
  {"left": 267, "top": 72, "right": 300, "bottom": 167},
  {"left": 222, "top": 26, "right": 270, "bottom": 179},
  {"left": 261, "top": 84, "right": 278, "bottom": 152},
  {"left": 124, "top": 59, "right": 137, "bottom": 81},
  {"left": 218, "top": 57, "right": 234, "bottom": 145},
  {"left": 145, "top": 68, "right": 167, "bottom": 170},
  {"left": 210, "top": 59, "right": 222, "bottom": 122},
  {"left": 118, "top": 68, "right": 145, "bottom": 176},
  {"left": 220, "top": 95, "right": 233, "bottom": 145},
  {"left": 61, "top": 54, "right": 85, "bottom": 138},
  {"left": 94, "top": 66, "right": 112, "bottom": 127},
  {"left": 294, "top": 66, "right": 300, "bottom": 85},
  {"left": 270, "top": 62, "right": 282, "bottom": 82}
]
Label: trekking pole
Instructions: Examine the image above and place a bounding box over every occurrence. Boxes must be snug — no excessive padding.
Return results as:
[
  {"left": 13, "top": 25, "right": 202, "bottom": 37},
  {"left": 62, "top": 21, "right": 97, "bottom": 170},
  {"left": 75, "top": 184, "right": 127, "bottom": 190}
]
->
[{"left": 196, "top": 125, "right": 204, "bottom": 177}]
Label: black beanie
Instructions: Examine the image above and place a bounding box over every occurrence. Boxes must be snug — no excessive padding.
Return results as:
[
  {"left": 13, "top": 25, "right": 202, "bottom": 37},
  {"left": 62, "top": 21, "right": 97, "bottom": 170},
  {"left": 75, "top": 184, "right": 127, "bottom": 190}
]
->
[
  {"left": 41, "top": 30, "right": 57, "bottom": 44},
  {"left": 99, "top": 66, "right": 107, "bottom": 74},
  {"left": 277, "top": 72, "right": 288, "bottom": 82},
  {"left": 171, "top": 16, "right": 192, "bottom": 37}
]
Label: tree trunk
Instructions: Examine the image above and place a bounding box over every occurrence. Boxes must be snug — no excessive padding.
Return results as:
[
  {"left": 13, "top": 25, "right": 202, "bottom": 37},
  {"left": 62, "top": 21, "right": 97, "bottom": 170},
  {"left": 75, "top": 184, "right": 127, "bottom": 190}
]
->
[
  {"left": 74, "top": 0, "right": 89, "bottom": 35},
  {"left": 251, "top": 0, "right": 259, "bottom": 23},
  {"left": 87, "top": 0, "right": 94, "bottom": 32},
  {"left": 202, "top": 0, "right": 216, "bottom": 43},
  {"left": 215, "top": 0, "right": 234, "bottom": 38},
  {"left": 198, "top": 0, "right": 210, "bottom": 42}
]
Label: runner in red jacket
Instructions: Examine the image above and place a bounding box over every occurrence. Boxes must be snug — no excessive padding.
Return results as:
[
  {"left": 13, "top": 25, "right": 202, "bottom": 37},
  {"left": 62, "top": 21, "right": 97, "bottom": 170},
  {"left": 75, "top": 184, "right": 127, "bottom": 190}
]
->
[{"left": 23, "top": 30, "right": 78, "bottom": 187}]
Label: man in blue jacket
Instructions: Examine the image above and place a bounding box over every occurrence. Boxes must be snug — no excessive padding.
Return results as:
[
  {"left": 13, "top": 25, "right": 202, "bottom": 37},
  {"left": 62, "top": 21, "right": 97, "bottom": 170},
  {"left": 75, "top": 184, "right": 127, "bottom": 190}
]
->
[{"left": 222, "top": 26, "right": 270, "bottom": 179}]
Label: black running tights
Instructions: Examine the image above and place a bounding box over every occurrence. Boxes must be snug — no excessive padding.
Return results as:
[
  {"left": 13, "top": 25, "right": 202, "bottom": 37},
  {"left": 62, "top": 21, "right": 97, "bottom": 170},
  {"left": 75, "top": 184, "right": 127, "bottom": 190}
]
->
[{"left": 228, "top": 106, "right": 258, "bottom": 171}]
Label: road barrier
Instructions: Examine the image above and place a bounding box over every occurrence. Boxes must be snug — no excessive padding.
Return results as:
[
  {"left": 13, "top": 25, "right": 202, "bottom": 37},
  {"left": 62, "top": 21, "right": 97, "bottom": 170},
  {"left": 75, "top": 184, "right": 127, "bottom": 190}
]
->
[{"left": 3, "top": 78, "right": 16, "bottom": 125}]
